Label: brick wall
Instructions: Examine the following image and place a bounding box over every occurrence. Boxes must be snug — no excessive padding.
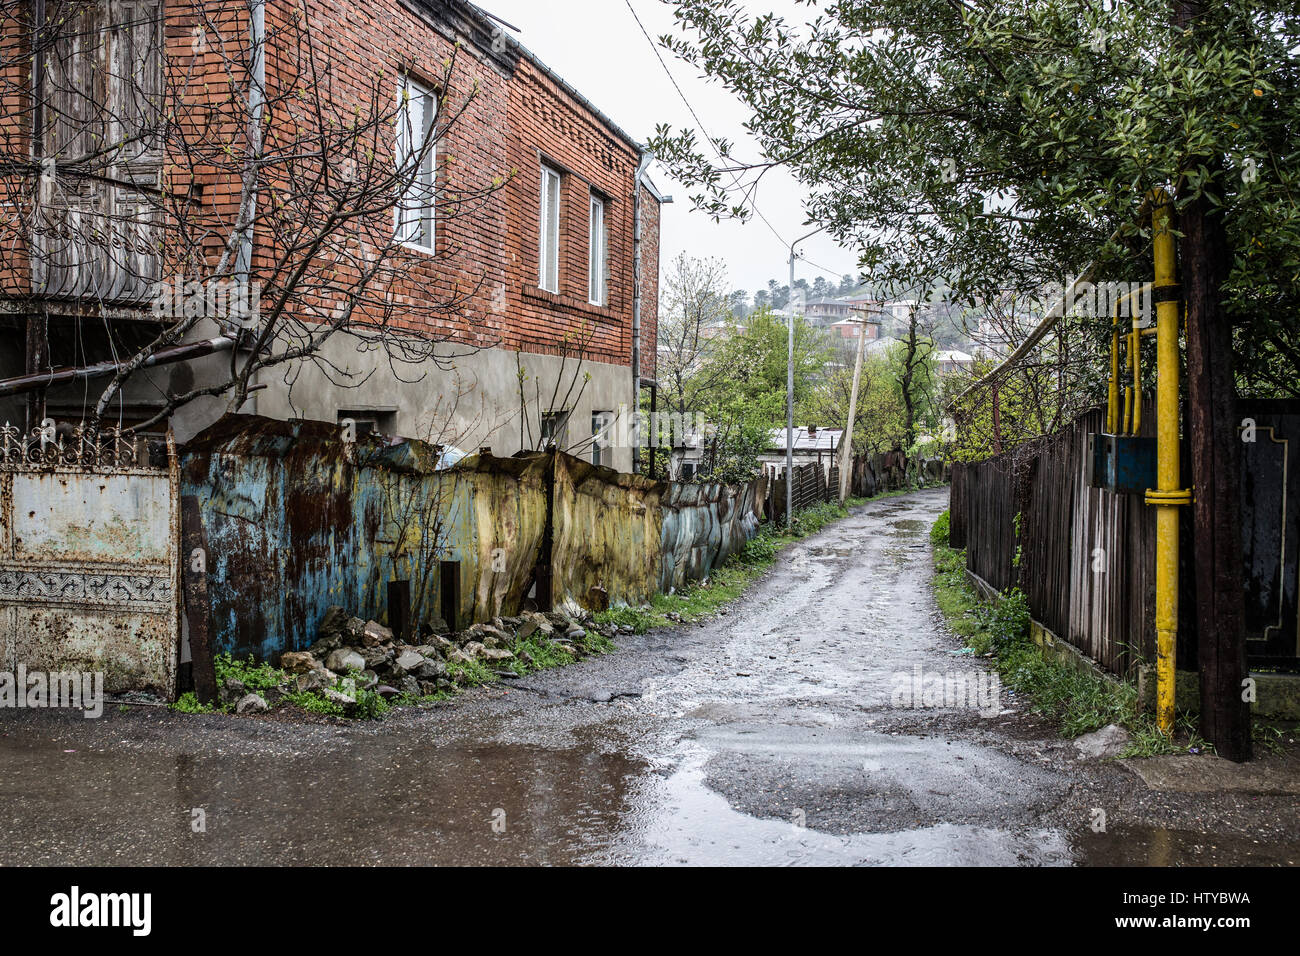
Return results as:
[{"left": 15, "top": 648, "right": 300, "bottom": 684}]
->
[
  {"left": 1, "top": 0, "right": 662, "bottom": 378},
  {"left": 258, "top": 0, "right": 661, "bottom": 371}
]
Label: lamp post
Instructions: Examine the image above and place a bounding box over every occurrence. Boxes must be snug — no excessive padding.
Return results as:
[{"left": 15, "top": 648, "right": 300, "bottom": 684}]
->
[{"left": 786, "top": 226, "right": 825, "bottom": 526}]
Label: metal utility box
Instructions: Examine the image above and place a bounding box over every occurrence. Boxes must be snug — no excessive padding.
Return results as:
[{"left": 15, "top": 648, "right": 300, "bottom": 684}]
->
[{"left": 1087, "top": 433, "right": 1156, "bottom": 494}]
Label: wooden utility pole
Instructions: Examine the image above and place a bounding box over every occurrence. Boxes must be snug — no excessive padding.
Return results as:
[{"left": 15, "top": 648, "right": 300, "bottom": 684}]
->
[
  {"left": 1175, "top": 0, "right": 1251, "bottom": 762},
  {"left": 1182, "top": 190, "right": 1251, "bottom": 760},
  {"left": 838, "top": 307, "right": 879, "bottom": 503}
]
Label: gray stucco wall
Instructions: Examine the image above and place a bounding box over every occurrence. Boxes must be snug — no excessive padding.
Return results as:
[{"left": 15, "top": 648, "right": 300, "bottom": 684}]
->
[{"left": 2, "top": 320, "right": 637, "bottom": 472}]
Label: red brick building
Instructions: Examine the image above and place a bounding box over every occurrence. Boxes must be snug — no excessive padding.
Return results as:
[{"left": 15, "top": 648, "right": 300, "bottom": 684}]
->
[{"left": 0, "top": 0, "right": 664, "bottom": 471}]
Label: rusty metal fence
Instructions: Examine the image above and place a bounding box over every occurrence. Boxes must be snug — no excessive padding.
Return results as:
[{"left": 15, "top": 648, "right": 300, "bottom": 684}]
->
[
  {"left": 0, "top": 424, "right": 180, "bottom": 696},
  {"left": 180, "top": 416, "right": 771, "bottom": 661}
]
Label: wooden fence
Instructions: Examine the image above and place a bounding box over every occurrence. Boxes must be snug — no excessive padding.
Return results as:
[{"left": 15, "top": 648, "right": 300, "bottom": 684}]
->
[
  {"left": 952, "top": 405, "right": 1157, "bottom": 676},
  {"left": 766, "top": 451, "right": 944, "bottom": 524}
]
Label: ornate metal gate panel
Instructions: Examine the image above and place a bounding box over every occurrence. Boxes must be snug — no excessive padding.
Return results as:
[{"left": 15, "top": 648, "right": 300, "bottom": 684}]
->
[{"left": 0, "top": 423, "right": 180, "bottom": 696}]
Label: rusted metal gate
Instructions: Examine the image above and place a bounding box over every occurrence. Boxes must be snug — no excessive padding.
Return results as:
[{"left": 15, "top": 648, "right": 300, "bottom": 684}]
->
[
  {"left": 0, "top": 423, "right": 180, "bottom": 696},
  {"left": 1236, "top": 400, "right": 1300, "bottom": 667}
]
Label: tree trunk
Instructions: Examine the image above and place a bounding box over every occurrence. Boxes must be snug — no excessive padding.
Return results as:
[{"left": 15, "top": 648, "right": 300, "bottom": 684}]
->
[{"left": 1182, "top": 190, "right": 1252, "bottom": 762}]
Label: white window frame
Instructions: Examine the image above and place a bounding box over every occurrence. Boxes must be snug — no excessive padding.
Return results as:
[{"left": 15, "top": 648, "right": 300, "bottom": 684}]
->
[
  {"left": 591, "top": 410, "right": 612, "bottom": 466},
  {"left": 539, "top": 164, "right": 562, "bottom": 293},
  {"left": 588, "top": 194, "right": 607, "bottom": 306},
  {"left": 395, "top": 76, "right": 436, "bottom": 250}
]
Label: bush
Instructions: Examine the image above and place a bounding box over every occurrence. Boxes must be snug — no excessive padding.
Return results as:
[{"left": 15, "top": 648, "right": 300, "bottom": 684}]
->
[
  {"left": 171, "top": 692, "right": 215, "bottom": 714},
  {"left": 214, "top": 652, "right": 284, "bottom": 693},
  {"left": 930, "top": 509, "right": 950, "bottom": 548},
  {"left": 983, "top": 587, "right": 1031, "bottom": 649}
]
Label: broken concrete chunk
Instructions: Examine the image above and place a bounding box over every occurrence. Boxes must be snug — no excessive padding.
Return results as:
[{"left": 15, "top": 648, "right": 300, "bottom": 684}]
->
[
  {"left": 1073, "top": 723, "right": 1130, "bottom": 759},
  {"left": 219, "top": 677, "right": 247, "bottom": 707},
  {"left": 394, "top": 650, "right": 426, "bottom": 672},
  {"left": 413, "top": 659, "right": 448, "bottom": 680},
  {"left": 279, "top": 651, "right": 318, "bottom": 675},
  {"left": 362, "top": 621, "right": 393, "bottom": 647},
  {"left": 323, "top": 688, "right": 356, "bottom": 709},
  {"left": 295, "top": 668, "right": 334, "bottom": 693},
  {"left": 318, "top": 606, "right": 348, "bottom": 636},
  {"left": 325, "top": 648, "right": 366, "bottom": 674},
  {"left": 480, "top": 647, "right": 515, "bottom": 662},
  {"left": 308, "top": 633, "right": 343, "bottom": 658},
  {"left": 235, "top": 693, "right": 269, "bottom": 715},
  {"left": 361, "top": 646, "right": 392, "bottom": 670}
]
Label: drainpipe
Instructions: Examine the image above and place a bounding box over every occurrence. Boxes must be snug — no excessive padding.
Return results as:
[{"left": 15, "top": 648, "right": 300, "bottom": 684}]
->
[
  {"left": 0, "top": 336, "right": 236, "bottom": 397},
  {"left": 238, "top": 0, "right": 264, "bottom": 283},
  {"left": 234, "top": 0, "right": 265, "bottom": 414},
  {"left": 631, "top": 150, "right": 653, "bottom": 474},
  {"left": 1145, "top": 190, "right": 1192, "bottom": 735}
]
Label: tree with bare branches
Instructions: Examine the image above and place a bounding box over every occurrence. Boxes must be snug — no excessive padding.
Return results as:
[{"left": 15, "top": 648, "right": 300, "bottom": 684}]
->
[{"left": 1, "top": 0, "right": 508, "bottom": 437}]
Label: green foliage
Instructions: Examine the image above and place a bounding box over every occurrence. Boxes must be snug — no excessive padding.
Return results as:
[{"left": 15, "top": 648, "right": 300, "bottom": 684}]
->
[
  {"left": 443, "top": 655, "right": 498, "bottom": 687},
  {"left": 343, "top": 671, "right": 391, "bottom": 721},
  {"left": 931, "top": 520, "right": 1203, "bottom": 753},
  {"left": 171, "top": 692, "right": 215, "bottom": 715},
  {"left": 214, "top": 653, "right": 285, "bottom": 694},
  {"left": 653, "top": 0, "right": 1300, "bottom": 400},
  {"left": 786, "top": 499, "right": 850, "bottom": 538},
  {"left": 283, "top": 690, "right": 346, "bottom": 717},
  {"left": 930, "top": 509, "right": 951, "bottom": 548}
]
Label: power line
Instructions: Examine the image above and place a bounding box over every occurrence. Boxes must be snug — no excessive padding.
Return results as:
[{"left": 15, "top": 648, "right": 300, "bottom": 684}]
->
[{"left": 621, "top": 0, "right": 849, "bottom": 282}]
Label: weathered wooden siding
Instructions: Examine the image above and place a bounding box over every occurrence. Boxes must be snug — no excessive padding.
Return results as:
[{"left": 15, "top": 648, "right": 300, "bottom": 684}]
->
[{"left": 958, "top": 405, "right": 1157, "bottom": 676}]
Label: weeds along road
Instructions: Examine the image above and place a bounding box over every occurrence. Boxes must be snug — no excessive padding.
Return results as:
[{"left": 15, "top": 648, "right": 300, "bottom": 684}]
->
[{"left": 1, "top": 487, "right": 1298, "bottom": 865}]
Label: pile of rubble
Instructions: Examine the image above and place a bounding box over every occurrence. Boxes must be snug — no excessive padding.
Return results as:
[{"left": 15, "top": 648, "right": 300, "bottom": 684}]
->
[{"left": 221, "top": 603, "right": 633, "bottom": 715}]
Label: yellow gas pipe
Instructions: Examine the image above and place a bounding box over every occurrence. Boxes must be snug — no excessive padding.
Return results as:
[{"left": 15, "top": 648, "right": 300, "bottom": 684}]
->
[
  {"left": 1146, "top": 192, "right": 1192, "bottom": 736},
  {"left": 1108, "top": 283, "right": 1153, "bottom": 437}
]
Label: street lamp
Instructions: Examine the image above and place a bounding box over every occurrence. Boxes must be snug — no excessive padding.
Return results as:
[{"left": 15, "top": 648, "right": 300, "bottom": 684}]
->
[{"left": 786, "top": 226, "right": 825, "bottom": 526}]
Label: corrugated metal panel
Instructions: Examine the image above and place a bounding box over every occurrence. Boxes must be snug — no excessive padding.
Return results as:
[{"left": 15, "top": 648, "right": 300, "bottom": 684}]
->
[
  {"left": 181, "top": 416, "right": 769, "bottom": 658},
  {"left": 181, "top": 416, "right": 549, "bottom": 658}
]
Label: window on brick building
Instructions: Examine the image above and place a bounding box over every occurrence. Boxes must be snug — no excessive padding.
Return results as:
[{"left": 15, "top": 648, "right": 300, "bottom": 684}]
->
[
  {"left": 539, "top": 165, "right": 562, "bottom": 292},
  {"left": 396, "top": 76, "right": 436, "bottom": 249},
  {"left": 591, "top": 410, "right": 613, "bottom": 466},
  {"left": 588, "top": 195, "right": 607, "bottom": 306},
  {"left": 540, "top": 409, "right": 569, "bottom": 448}
]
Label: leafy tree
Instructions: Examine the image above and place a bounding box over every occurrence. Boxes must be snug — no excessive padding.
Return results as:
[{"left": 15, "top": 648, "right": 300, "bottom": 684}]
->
[
  {"left": 650, "top": 0, "right": 1290, "bottom": 758},
  {"left": 658, "top": 253, "right": 734, "bottom": 420}
]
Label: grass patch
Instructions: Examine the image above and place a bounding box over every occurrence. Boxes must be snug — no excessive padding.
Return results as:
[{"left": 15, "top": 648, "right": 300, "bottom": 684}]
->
[
  {"left": 929, "top": 511, "right": 1207, "bottom": 757},
  {"left": 283, "top": 690, "right": 346, "bottom": 717},
  {"left": 214, "top": 652, "right": 285, "bottom": 695},
  {"left": 171, "top": 691, "right": 215, "bottom": 715}
]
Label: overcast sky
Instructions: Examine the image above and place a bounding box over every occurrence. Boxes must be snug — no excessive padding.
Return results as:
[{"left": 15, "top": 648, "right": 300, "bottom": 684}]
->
[{"left": 477, "top": 0, "right": 863, "bottom": 298}]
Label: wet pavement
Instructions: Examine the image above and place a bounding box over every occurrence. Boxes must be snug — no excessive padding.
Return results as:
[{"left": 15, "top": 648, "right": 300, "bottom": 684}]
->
[{"left": 2, "top": 487, "right": 1298, "bottom": 866}]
